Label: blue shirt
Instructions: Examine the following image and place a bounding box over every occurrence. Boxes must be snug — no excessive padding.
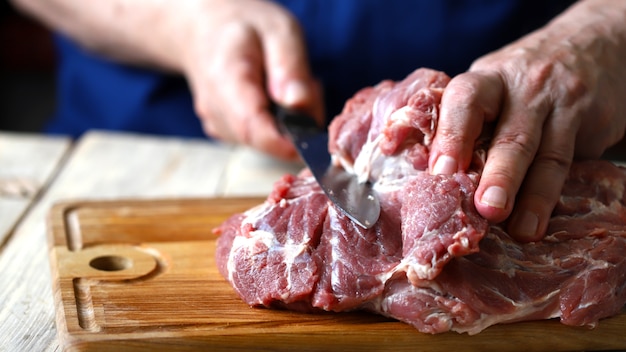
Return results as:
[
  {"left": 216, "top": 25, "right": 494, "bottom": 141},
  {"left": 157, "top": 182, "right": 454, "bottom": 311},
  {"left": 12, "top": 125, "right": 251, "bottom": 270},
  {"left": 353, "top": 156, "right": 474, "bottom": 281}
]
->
[{"left": 46, "top": 0, "right": 574, "bottom": 139}]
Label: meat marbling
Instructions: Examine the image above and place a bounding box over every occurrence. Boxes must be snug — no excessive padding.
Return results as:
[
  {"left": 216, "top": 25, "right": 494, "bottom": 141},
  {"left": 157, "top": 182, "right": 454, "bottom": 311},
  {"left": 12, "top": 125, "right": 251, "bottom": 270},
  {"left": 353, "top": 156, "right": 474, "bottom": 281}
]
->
[{"left": 214, "top": 68, "right": 626, "bottom": 334}]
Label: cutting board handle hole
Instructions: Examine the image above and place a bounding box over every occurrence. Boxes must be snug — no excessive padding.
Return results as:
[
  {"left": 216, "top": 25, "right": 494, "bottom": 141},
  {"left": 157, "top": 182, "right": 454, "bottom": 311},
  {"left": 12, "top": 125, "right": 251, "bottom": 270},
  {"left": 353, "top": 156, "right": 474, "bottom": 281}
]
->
[{"left": 89, "top": 255, "right": 132, "bottom": 272}]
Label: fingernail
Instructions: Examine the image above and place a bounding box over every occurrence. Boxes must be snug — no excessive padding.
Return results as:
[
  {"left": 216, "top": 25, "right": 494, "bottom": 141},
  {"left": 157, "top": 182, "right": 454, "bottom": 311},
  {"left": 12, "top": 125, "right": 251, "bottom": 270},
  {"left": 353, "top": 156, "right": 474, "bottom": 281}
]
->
[
  {"left": 432, "top": 155, "right": 458, "bottom": 175},
  {"left": 283, "top": 80, "right": 309, "bottom": 106},
  {"left": 511, "top": 210, "right": 539, "bottom": 241},
  {"left": 480, "top": 186, "right": 507, "bottom": 209}
]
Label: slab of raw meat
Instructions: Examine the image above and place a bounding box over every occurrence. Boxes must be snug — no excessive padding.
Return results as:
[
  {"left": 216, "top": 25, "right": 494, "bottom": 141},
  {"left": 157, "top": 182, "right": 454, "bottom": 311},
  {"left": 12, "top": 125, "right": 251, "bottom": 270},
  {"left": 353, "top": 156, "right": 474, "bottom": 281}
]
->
[{"left": 215, "top": 68, "right": 626, "bottom": 334}]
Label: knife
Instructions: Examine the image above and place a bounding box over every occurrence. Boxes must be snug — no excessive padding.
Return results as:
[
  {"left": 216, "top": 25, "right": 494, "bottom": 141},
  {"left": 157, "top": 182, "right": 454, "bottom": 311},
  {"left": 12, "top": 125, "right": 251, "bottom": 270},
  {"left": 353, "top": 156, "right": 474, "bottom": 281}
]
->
[{"left": 271, "top": 103, "right": 381, "bottom": 229}]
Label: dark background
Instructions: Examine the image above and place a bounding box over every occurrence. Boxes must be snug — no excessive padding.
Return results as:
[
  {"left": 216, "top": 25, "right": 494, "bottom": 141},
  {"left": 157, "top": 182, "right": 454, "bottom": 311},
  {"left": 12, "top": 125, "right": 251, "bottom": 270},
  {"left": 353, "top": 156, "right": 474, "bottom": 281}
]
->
[{"left": 0, "top": 1, "right": 55, "bottom": 133}]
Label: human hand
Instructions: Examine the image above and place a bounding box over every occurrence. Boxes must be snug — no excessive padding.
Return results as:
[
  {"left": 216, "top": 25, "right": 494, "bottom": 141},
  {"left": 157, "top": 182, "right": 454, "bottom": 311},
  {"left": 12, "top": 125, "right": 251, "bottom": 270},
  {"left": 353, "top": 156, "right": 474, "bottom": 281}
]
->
[
  {"left": 428, "top": 0, "right": 626, "bottom": 242},
  {"left": 10, "top": 0, "right": 323, "bottom": 159},
  {"left": 176, "top": 0, "right": 323, "bottom": 160}
]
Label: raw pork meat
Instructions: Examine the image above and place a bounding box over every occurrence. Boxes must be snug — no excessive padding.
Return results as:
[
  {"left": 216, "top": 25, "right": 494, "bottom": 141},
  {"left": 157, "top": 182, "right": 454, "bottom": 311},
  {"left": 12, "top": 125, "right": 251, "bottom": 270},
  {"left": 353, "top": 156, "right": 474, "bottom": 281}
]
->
[{"left": 215, "top": 68, "right": 626, "bottom": 334}]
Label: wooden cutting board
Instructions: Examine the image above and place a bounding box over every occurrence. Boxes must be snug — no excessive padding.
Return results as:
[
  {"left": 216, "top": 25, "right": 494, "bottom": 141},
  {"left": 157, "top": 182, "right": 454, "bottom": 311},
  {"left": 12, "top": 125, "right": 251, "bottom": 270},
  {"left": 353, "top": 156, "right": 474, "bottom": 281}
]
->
[{"left": 47, "top": 198, "right": 626, "bottom": 352}]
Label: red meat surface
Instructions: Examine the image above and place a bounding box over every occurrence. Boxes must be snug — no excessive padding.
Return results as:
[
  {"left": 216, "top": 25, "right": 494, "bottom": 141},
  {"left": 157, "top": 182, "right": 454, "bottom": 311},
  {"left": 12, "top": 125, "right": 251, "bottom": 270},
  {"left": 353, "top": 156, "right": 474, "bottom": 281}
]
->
[{"left": 215, "top": 68, "right": 626, "bottom": 334}]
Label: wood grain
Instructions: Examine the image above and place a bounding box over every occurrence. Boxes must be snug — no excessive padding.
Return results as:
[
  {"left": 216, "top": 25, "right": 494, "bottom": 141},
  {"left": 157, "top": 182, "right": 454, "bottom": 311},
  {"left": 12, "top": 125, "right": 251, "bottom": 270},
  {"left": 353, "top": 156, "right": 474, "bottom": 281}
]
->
[
  {"left": 48, "top": 198, "right": 626, "bottom": 352},
  {"left": 0, "top": 132, "right": 71, "bottom": 244},
  {"left": 0, "top": 131, "right": 302, "bottom": 352}
]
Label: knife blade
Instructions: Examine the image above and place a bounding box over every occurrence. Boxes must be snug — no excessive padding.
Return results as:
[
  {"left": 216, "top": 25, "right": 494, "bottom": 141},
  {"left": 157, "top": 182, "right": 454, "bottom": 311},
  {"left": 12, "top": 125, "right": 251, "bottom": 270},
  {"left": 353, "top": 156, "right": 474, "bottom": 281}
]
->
[{"left": 271, "top": 103, "right": 380, "bottom": 229}]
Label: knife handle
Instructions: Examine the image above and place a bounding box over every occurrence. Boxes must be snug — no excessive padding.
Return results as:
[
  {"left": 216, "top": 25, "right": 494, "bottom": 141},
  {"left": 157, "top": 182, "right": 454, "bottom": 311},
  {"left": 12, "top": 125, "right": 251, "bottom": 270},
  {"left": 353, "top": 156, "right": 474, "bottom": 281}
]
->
[{"left": 269, "top": 102, "right": 323, "bottom": 136}]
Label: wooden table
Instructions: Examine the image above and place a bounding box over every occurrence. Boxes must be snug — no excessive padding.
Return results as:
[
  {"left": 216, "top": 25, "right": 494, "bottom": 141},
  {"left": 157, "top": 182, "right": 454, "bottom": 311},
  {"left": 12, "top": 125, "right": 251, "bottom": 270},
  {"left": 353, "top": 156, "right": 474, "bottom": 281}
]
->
[{"left": 0, "top": 130, "right": 303, "bottom": 352}]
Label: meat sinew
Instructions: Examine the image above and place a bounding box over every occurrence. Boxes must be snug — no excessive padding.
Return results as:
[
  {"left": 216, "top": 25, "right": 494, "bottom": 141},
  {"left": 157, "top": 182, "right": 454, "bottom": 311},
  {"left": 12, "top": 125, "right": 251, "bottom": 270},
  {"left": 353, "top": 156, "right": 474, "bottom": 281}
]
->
[{"left": 214, "top": 68, "right": 626, "bottom": 335}]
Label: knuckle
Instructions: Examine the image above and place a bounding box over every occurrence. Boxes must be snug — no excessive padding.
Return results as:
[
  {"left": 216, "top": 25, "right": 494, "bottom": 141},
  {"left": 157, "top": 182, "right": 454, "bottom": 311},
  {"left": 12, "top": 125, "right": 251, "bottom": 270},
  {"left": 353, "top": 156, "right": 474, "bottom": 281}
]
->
[
  {"left": 484, "top": 164, "right": 517, "bottom": 186},
  {"left": 524, "top": 58, "right": 553, "bottom": 87},
  {"left": 277, "top": 15, "right": 302, "bottom": 37},
  {"left": 200, "top": 119, "right": 218, "bottom": 139},
  {"left": 434, "top": 126, "right": 466, "bottom": 148},
  {"left": 219, "top": 20, "right": 255, "bottom": 40},
  {"left": 491, "top": 130, "right": 537, "bottom": 162},
  {"left": 445, "top": 74, "right": 483, "bottom": 106},
  {"left": 534, "top": 150, "right": 572, "bottom": 174},
  {"left": 503, "top": 61, "right": 554, "bottom": 107},
  {"left": 520, "top": 58, "right": 588, "bottom": 107},
  {"left": 549, "top": 72, "right": 588, "bottom": 108},
  {"left": 559, "top": 73, "right": 587, "bottom": 103},
  {"left": 193, "top": 91, "right": 217, "bottom": 121},
  {"left": 443, "top": 72, "right": 502, "bottom": 120},
  {"left": 262, "top": 6, "right": 302, "bottom": 37},
  {"left": 193, "top": 96, "right": 214, "bottom": 121}
]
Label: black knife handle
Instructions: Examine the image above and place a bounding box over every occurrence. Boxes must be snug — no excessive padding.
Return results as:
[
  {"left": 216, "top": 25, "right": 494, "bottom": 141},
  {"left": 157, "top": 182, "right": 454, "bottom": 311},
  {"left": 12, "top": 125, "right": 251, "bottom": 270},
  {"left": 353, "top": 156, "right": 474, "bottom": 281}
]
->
[{"left": 269, "top": 101, "right": 323, "bottom": 136}]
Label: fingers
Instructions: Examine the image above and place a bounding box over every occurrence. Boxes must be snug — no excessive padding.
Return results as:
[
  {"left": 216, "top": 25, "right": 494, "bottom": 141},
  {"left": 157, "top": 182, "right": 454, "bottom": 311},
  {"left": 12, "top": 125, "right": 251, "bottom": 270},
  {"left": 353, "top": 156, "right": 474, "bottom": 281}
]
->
[
  {"left": 187, "top": 2, "right": 321, "bottom": 160},
  {"left": 504, "top": 112, "right": 576, "bottom": 242},
  {"left": 259, "top": 5, "right": 324, "bottom": 125},
  {"left": 262, "top": 19, "right": 310, "bottom": 106},
  {"left": 188, "top": 7, "right": 307, "bottom": 159},
  {"left": 429, "top": 71, "right": 503, "bottom": 174},
  {"left": 224, "top": 23, "right": 301, "bottom": 160},
  {"left": 462, "top": 74, "right": 574, "bottom": 242},
  {"left": 472, "top": 90, "right": 548, "bottom": 224},
  {"left": 193, "top": 19, "right": 298, "bottom": 160},
  {"left": 432, "top": 69, "right": 577, "bottom": 243}
]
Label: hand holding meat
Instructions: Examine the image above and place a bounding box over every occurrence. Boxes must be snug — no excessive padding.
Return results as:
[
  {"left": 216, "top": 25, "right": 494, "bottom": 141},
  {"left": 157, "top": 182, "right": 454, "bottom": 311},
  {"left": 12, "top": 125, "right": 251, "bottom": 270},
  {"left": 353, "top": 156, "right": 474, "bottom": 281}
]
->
[{"left": 429, "top": 0, "right": 626, "bottom": 242}]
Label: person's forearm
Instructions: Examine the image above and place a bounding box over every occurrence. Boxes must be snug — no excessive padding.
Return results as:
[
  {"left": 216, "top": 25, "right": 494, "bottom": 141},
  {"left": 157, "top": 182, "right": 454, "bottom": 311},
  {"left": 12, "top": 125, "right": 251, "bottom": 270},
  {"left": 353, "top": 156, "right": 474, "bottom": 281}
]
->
[{"left": 10, "top": 0, "right": 185, "bottom": 71}]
